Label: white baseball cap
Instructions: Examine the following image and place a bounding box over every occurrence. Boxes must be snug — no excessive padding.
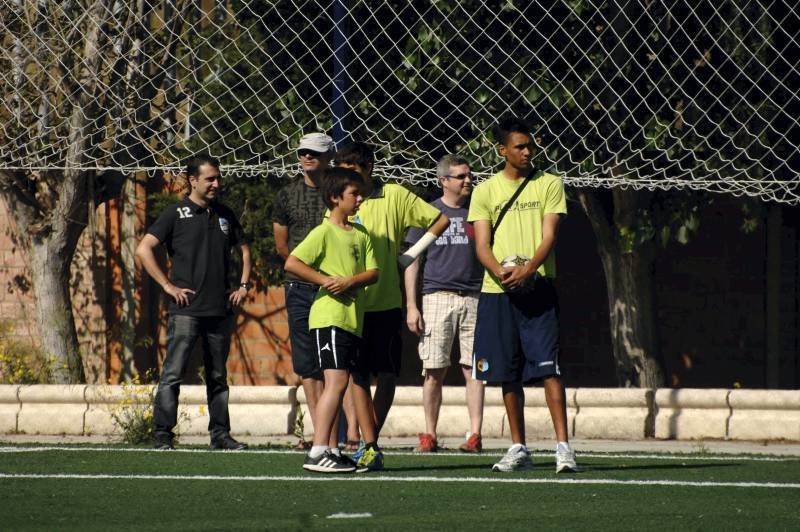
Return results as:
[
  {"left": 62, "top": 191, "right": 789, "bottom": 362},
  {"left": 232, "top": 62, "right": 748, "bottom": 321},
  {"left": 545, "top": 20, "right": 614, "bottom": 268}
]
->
[{"left": 297, "top": 132, "right": 334, "bottom": 153}]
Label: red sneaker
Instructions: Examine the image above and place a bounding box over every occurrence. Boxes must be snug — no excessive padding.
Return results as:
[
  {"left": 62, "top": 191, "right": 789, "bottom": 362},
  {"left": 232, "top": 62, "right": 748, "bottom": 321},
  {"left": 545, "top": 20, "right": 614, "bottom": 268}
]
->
[
  {"left": 459, "top": 433, "right": 482, "bottom": 453},
  {"left": 415, "top": 433, "right": 438, "bottom": 453}
]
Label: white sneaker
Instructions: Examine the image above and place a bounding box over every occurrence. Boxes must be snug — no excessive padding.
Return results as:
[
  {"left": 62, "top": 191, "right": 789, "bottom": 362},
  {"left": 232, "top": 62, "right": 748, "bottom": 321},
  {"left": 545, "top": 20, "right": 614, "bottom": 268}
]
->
[
  {"left": 492, "top": 446, "right": 534, "bottom": 472},
  {"left": 555, "top": 444, "right": 577, "bottom": 473}
]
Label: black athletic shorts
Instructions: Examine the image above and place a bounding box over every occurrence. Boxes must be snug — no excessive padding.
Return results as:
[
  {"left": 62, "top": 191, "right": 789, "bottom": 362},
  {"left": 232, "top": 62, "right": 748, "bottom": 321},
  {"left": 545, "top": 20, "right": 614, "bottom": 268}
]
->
[
  {"left": 313, "top": 326, "right": 359, "bottom": 371},
  {"left": 356, "top": 308, "right": 403, "bottom": 377}
]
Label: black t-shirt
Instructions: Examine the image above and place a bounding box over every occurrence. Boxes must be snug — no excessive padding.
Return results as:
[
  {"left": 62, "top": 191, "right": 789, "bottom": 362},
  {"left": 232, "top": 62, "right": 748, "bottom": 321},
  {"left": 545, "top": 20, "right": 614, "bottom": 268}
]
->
[
  {"left": 147, "top": 197, "right": 243, "bottom": 316},
  {"left": 272, "top": 175, "right": 327, "bottom": 281}
]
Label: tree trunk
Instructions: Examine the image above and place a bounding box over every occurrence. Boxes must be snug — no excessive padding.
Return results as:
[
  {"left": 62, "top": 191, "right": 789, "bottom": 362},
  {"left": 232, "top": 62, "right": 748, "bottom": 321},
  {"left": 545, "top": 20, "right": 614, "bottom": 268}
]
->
[
  {"left": 29, "top": 234, "right": 86, "bottom": 383},
  {"left": 576, "top": 188, "right": 666, "bottom": 387}
]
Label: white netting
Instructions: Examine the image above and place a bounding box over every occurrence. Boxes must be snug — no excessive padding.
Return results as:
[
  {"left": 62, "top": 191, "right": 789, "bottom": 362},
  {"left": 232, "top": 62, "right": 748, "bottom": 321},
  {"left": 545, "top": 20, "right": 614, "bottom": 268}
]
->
[{"left": 1, "top": 0, "right": 798, "bottom": 203}]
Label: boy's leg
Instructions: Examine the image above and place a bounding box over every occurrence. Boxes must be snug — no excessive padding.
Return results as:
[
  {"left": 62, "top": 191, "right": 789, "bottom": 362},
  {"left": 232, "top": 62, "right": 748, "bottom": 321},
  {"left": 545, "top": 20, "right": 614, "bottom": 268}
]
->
[
  {"left": 342, "top": 384, "right": 360, "bottom": 446},
  {"left": 361, "top": 309, "right": 403, "bottom": 436},
  {"left": 312, "top": 369, "right": 350, "bottom": 447},
  {"left": 373, "top": 372, "right": 395, "bottom": 434},
  {"left": 351, "top": 371, "right": 377, "bottom": 445},
  {"left": 502, "top": 381, "right": 526, "bottom": 445},
  {"left": 461, "top": 364, "right": 485, "bottom": 437},
  {"left": 543, "top": 375, "right": 569, "bottom": 442},
  {"left": 422, "top": 367, "right": 447, "bottom": 436}
]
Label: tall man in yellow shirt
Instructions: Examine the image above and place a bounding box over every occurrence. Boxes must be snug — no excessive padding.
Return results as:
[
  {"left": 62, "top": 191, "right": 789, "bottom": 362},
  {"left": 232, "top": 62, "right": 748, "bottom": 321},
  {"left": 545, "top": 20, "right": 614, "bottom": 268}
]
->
[{"left": 468, "top": 117, "right": 577, "bottom": 473}]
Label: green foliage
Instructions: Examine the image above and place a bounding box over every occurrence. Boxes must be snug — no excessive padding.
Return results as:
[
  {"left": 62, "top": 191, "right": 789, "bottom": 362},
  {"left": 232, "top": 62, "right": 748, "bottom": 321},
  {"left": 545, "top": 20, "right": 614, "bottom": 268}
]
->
[
  {"left": 107, "top": 370, "right": 158, "bottom": 445},
  {"left": 292, "top": 407, "right": 307, "bottom": 446},
  {"left": 0, "top": 321, "right": 57, "bottom": 384}
]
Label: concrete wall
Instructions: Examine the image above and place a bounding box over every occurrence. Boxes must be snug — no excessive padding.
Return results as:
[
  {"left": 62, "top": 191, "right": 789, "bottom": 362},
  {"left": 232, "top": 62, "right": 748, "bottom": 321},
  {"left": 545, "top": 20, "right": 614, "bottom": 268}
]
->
[{"left": 2, "top": 385, "right": 798, "bottom": 441}]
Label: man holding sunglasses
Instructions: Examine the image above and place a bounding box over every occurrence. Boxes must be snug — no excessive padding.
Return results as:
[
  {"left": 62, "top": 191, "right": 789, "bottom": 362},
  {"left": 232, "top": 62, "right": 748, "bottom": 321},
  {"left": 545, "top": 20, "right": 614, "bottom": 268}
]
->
[
  {"left": 404, "top": 154, "right": 485, "bottom": 454},
  {"left": 273, "top": 132, "right": 338, "bottom": 449}
]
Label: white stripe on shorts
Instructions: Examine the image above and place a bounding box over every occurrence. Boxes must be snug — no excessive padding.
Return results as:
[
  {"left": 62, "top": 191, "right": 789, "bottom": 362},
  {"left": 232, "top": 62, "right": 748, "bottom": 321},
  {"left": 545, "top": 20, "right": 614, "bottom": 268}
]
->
[
  {"left": 315, "top": 329, "right": 322, "bottom": 368},
  {"left": 332, "top": 327, "right": 338, "bottom": 368}
]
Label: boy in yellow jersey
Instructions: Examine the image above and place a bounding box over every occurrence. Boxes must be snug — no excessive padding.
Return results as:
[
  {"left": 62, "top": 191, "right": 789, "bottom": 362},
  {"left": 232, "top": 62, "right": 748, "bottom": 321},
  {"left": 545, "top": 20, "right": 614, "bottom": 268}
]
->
[
  {"left": 333, "top": 142, "right": 449, "bottom": 467},
  {"left": 285, "top": 168, "right": 379, "bottom": 473},
  {"left": 468, "top": 116, "right": 577, "bottom": 473}
]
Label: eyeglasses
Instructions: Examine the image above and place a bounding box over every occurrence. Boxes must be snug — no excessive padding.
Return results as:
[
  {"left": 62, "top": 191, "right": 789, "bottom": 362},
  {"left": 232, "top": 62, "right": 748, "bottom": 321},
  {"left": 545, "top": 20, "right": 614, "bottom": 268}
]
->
[
  {"left": 445, "top": 172, "right": 472, "bottom": 180},
  {"left": 298, "top": 149, "right": 324, "bottom": 158}
]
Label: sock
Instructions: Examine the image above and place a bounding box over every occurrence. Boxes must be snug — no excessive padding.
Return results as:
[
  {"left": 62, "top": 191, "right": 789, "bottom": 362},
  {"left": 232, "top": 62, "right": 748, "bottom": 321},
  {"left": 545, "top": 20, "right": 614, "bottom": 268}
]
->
[
  {"left": 557, "top": 441, "right": 571, "bottom": 452},
  {"left": 309, "top": 445, "right": 328, "bottom": 459},
  {"left": 329, "top": 447, "right": 342, "bottom": 457},
  {"left": 509, "top": 443, "right": 526, "bottom": 453}
]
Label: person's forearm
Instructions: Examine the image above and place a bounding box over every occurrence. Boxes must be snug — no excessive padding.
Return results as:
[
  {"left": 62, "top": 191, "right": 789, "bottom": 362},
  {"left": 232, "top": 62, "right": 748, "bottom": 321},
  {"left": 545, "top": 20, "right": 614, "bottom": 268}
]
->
[
  {"left": 136, "top": 245, "right": 171, "bottom": 289},
  {"left": 403, "top": 258, "right": 420, "bottom": 310},
  {"left": 475, "top": 243, "right": 503, "bottom": 279},
  {"left": 239, "top": 244, "right": 252, "bottom": 284},
  {"left": 349, "top": 268, "right": 379, "bottom": 290},
  {"left": 284, "top": 256, "right": 327, "bottom": 285},
  {"left": 525, "top": 234, "right": 556, "bottom": 276}
]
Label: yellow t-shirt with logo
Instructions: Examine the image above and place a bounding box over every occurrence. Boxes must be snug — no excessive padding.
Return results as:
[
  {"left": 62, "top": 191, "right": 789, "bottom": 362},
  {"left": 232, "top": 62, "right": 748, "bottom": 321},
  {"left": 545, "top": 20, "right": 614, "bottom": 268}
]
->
[
  {"left": 351, "top": 183, "right": 441, "bottom": 312},
  {"left": 290, "top": 219, "right": 378, "bottom": 336},
  {"left": 467, "top": 171, "right": 567, "bottom": 293}
]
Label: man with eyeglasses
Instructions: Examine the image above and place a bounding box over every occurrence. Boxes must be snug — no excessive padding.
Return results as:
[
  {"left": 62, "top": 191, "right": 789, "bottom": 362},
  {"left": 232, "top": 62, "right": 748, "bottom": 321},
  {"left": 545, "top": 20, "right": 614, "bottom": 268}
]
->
[
  {"left": 272, "top": 133, "right": 341, "bottom": 450},
  {"left": 404, "top": 154, "right": 486, "bottom": 454}
]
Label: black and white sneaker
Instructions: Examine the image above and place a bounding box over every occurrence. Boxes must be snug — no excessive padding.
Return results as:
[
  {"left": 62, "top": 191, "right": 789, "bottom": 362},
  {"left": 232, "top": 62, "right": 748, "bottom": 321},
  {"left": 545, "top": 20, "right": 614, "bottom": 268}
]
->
[{"left": 303, "top": 450, "right": 356, "bottom": 473}]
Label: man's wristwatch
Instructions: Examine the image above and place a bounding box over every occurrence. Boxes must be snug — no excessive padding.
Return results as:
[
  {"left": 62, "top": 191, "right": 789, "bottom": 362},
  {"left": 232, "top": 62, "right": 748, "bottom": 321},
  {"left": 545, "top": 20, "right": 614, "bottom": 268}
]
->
[{"left": 240, "top": 282, "right": 252, "bottom": 290}]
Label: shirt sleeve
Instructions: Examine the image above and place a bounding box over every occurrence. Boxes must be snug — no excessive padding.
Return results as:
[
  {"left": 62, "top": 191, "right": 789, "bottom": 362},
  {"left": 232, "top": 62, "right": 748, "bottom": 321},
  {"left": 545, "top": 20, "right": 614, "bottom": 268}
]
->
[
  {"left": 544, "top": 174, "right": 568, "bottom": 215},
  {"left": 399, "top": 186, "right": 441, "bottom": 229},
  {"left": 362, "top": 229, "right": 379, "bottom": 272},
  {"left": 147, "top": 202, "right": 178, "bottom": 244},
  {"left": 467, "top": 185, "right": 491, "bottom": 223},
  {"left": 290, "top": 225, "right": 324, "bottom": 267}
]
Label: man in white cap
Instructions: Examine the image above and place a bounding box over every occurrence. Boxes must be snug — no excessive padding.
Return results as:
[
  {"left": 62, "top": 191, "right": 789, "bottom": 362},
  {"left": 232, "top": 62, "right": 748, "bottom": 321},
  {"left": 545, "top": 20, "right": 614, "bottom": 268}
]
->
[{"left": 273, "top": 133, "right": 340, "bottom": 448}]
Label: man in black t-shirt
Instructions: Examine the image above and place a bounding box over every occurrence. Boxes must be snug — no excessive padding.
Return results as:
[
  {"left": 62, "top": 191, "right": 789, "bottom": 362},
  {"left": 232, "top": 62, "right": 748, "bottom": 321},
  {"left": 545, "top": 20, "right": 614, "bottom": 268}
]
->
[{"left": 136, "top": 154, "right": 252, "bottom": 450}]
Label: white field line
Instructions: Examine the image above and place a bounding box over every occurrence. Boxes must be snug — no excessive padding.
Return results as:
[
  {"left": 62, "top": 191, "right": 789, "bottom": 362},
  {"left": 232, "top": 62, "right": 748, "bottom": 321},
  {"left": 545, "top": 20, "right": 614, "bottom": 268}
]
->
[
  {"left": 0, "top": 472, "right": 798, "bottom": 489},
  {"left": 0, "top": 446, "right": 795, "bottom": 462}
]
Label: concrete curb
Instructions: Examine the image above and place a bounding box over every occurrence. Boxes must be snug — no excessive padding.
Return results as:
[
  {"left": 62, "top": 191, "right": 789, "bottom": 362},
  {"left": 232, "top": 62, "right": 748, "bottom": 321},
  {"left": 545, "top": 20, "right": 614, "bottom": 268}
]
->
[{"left": 1, "top": 385, "right": 798, "bottom": 442}]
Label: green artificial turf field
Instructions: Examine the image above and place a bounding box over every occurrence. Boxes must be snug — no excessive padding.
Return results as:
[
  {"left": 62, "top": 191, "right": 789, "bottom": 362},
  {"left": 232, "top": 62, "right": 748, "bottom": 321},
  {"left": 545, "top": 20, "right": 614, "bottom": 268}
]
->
[{"left": 1, "top": 445, "right": 798, "bottom": 530}]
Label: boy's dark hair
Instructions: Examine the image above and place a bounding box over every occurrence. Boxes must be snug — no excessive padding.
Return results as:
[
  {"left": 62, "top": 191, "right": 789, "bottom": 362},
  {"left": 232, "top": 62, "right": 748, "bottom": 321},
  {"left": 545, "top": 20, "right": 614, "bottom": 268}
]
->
[
  {"left": 494, "top": 116, "right": 531, "bottom": 145},
  {"left": 323, "top": 167, "right": 366, "bottom": 209},
  {"left": 185, "top": 153, "right": 220, "bottom": 178},
  {"left": 332, "top": 142, "right": 375, "bottom": 170}
]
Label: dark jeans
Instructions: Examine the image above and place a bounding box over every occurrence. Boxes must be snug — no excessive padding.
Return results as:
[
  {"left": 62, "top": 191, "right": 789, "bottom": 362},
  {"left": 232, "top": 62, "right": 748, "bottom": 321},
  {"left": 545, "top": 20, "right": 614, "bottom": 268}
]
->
[{"left": 153, "top": 314, "right": 233, "bottom": 442}]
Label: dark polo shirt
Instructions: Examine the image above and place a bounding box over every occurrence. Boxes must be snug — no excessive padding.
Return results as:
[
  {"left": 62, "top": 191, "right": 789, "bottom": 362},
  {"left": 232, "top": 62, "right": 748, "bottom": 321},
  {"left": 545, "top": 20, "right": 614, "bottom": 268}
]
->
[{"left": 148, "top": 196, "right": 243, "bottom": 317}]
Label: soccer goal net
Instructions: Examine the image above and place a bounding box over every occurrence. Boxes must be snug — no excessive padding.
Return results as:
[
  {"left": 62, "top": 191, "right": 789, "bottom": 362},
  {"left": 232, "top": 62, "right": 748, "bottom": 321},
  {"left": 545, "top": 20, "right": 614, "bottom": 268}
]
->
[{"left": 1, "top": 1, "right": 797, "bottom": 203}]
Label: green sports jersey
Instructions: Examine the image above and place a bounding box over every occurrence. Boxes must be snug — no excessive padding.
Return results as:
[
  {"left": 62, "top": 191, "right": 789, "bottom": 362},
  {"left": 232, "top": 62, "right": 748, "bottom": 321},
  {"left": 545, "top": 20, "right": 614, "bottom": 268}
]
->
[
  {"left": 290, "top": 219, "right": 378, "bottom": 336},
  {"left": 467, "top": 170, "right": 567, "bottom": 293},
  {"left": 350, "top": 183, "right": 441, "bottom": 311}
]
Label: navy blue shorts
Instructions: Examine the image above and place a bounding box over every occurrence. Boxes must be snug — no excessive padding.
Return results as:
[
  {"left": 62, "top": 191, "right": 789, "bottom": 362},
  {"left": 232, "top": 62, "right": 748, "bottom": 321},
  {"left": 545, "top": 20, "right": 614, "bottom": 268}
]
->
[
  {"left": 284, "top": 281, "right": 321, "bottom": 378},
  {"left": 313, "top": 327, "right": 359, "bottom": 371},
  {"left": 472, "top": 279, "right": 560, "bottom": 383}
]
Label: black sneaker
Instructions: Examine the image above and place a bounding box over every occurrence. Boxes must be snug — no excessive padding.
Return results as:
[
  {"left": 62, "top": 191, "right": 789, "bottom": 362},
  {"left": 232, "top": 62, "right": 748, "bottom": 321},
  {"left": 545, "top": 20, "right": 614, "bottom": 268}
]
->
[
  {"left": 153, "top": 438, "right": 174, "bottom": 450},
  {"left": 210, "top": 436, "right": 248, "bottom": 451},
  {"left": 303, "top": 450, "right": 356, "bottom": 473}
]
